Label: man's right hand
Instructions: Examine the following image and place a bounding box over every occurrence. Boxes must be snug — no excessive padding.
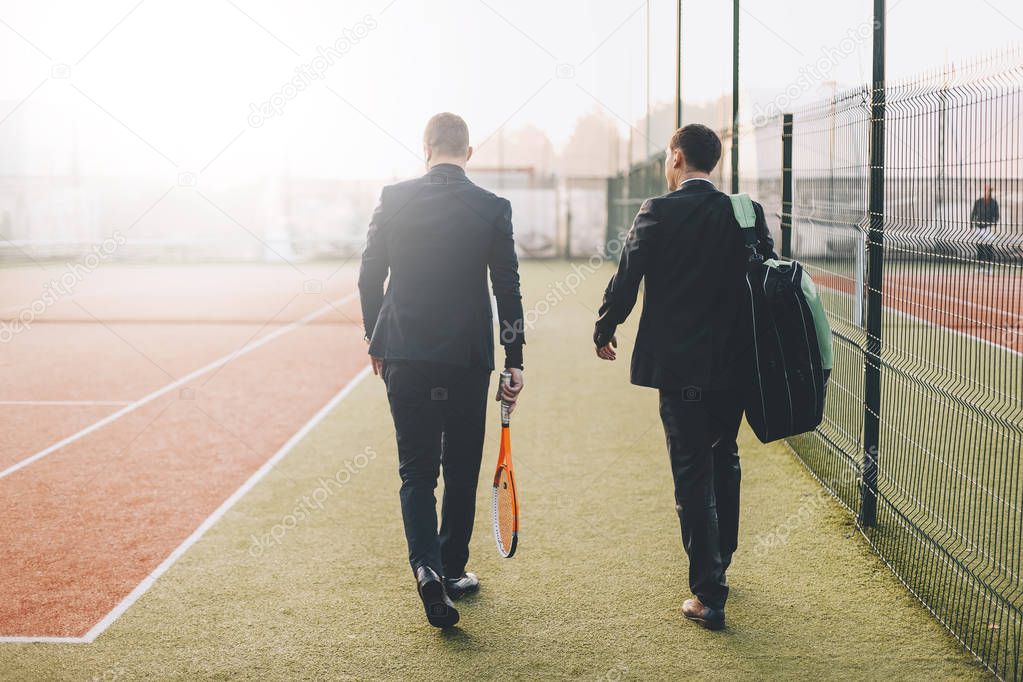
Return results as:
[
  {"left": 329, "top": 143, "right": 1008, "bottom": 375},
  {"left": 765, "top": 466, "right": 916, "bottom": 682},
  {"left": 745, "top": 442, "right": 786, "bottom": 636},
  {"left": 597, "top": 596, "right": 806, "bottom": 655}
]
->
[
  {"left": 595, "top": 335, "right": 617, "bottom": 361},
  {"left": 371, "top": 356, "right": 385, "bottom": 379}
]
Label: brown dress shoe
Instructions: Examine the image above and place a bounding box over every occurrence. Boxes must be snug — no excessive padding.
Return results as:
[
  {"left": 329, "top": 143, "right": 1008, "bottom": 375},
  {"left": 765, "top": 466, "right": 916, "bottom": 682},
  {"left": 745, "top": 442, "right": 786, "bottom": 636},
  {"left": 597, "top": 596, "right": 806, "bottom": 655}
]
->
[{"left": 682, "top": 597, "right": 725, "bottom": 630}]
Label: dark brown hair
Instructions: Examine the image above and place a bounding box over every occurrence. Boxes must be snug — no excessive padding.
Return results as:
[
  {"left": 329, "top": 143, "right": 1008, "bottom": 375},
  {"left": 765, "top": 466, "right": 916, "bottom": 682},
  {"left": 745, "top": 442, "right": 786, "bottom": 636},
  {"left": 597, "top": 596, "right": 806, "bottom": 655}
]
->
[{"left": 669, "top": 124, "right": 721, "bottom": 173}]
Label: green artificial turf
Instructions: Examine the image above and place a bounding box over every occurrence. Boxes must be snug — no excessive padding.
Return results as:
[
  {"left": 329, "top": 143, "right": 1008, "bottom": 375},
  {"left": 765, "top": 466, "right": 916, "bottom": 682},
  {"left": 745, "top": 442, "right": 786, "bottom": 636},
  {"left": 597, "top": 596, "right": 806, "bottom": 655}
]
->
[{"left": 0, "top": 261, "right": 991, "bottom": 680}]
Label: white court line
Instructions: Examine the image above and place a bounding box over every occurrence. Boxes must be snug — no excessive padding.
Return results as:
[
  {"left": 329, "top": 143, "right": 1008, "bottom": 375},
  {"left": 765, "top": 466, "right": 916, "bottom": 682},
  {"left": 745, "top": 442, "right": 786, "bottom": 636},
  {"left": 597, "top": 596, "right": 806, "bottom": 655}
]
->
[
  {"left": 0, "top": 293, "right": 356, "bottom": 482},
  {"left": 0, "top": 400, "right": 132, "bottom": 407},
  {"left": 0, "top": 635, "right": 92, "bottom": 644},
  {"left": 892, "top": 305, "right": 1023, "bottom": 359},
  {"left": 0, "top": 364, "right": 372, "bottom": 644}
]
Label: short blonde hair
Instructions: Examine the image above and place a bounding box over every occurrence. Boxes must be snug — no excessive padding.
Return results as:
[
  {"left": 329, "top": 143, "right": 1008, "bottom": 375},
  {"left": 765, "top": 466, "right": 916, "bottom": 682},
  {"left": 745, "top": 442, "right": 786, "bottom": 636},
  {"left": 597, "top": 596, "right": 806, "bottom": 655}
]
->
[{"left": 424, "top": 112, "right": 469, "bottom": 157}]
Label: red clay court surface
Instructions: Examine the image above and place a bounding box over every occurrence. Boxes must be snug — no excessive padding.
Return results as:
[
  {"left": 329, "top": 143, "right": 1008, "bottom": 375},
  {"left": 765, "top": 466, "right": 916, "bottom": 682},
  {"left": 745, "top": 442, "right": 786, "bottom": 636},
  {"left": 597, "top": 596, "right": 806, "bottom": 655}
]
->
[
  {"left": 0, "top": 264, "right": 369, "bottom": 642},
  {"left": 810, "top": 268, "right": 1022, "bottom": 354}
]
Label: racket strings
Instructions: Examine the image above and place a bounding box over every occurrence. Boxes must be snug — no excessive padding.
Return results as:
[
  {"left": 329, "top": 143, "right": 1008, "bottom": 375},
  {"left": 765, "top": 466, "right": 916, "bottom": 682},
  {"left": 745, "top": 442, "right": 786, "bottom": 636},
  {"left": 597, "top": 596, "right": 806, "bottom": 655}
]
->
[{"left": 492, "top": 468, "right": 516, "bottom": 554}]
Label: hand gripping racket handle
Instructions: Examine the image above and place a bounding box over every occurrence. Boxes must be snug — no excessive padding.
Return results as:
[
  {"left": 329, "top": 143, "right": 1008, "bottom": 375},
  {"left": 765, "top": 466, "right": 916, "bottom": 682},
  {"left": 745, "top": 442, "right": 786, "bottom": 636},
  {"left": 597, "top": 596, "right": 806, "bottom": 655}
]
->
[{"left": 499, "top": 370, "right": 512, "bottom": 426}]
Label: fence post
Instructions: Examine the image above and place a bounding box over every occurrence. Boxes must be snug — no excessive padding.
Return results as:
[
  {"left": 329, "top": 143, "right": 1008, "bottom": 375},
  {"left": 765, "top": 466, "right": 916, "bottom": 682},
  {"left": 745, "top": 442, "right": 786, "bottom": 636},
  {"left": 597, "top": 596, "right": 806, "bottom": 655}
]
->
[
  {"left": 860, "top": 0, "right": 886, "bottom": 528},
  {"left": 605, "top": 175, "right": 617, "bottom": 260},
  {"left": 564, "top": 183, "right": 573, "bottom": 260},
  {"left": 781, "top": 113, "right": 793, "bottom": 259}
]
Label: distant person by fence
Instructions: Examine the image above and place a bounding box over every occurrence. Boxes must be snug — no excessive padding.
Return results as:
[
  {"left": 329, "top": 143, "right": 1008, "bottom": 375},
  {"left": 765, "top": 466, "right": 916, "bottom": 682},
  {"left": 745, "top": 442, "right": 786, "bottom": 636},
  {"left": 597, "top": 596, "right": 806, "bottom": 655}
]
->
[{"left": 971, "top": 184, "right": 1000, "bottom": 272}]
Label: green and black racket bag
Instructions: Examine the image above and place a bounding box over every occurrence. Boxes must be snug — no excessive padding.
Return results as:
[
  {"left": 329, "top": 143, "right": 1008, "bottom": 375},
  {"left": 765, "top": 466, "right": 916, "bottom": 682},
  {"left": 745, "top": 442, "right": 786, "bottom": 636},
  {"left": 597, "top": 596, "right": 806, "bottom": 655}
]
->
[{"left": 730, "top": 193, "right": 834, "bottom": 443}]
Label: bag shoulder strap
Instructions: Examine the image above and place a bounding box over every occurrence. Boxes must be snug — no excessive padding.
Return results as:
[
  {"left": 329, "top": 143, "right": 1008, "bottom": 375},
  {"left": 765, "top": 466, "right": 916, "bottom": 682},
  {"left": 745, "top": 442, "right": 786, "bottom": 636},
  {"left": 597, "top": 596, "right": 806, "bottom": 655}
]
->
[
  {"left": 729, "top": 193, "right": 756, "bottom": 228},
  {"left": 729, "top": 193, "right": 763, "bottom": 264}
]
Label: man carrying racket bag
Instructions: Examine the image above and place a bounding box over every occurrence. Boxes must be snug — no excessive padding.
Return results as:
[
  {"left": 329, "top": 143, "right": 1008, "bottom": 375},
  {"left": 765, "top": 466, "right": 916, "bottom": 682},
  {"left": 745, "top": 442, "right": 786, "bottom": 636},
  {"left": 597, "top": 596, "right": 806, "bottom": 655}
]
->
[
  {"left": 359, "top": 112, "right": 525, "bottom": 628},
  {"left": 593, "top": 124, "right": 775, "bottom": 630}
]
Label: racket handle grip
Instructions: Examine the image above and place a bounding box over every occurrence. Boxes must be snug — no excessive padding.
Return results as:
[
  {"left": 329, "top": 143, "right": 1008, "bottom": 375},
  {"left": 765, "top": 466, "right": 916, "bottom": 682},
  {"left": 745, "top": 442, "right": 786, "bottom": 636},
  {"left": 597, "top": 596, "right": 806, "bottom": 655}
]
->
[{"left": 499, "top": 370, "right": 512, "bottom": 425}]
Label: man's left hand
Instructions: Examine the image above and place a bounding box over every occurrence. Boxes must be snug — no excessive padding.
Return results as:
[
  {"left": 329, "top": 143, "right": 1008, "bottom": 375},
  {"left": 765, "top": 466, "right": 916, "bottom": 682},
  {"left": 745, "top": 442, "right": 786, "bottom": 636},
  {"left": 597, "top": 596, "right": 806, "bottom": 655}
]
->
[
  {"left": 365, "top": 333, "right": 385, "bottom": 380},
  {"left": 497, "top": 368, "right": 524, "bottom": 414}
]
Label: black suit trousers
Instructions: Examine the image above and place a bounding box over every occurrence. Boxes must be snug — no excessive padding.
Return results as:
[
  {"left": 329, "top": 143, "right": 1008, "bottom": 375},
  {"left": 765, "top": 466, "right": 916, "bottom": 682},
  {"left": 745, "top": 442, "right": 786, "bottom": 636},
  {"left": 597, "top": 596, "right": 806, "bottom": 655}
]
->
[
  {"left": 658, "top": 387, "right": 744, "bottom": 610},
  {"left": 383, "top": 360, "right": 491, "bottom": 578}
]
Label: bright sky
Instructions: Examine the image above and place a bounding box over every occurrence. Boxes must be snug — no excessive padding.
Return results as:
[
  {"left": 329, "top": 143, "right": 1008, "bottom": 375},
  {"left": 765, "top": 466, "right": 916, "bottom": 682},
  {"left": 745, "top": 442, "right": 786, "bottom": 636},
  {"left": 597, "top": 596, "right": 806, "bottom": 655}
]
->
[{"left": 0, "top": 0, "right": 1020, "bottom": 181}]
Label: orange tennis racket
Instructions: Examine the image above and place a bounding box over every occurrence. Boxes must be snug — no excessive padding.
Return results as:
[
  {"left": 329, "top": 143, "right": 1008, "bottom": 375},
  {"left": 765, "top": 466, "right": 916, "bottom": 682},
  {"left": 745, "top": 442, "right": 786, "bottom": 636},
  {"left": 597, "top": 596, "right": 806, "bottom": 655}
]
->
[{"left": 492, "top": 370, "right": 519, "bottom": 558}]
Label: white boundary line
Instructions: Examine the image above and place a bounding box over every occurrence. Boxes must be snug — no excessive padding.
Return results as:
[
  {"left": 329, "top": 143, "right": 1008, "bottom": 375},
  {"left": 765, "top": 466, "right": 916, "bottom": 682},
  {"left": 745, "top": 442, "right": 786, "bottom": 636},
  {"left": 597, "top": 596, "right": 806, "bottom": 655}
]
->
[
  {"left": 0, "top": 364, "right": 372, "bottom": 644},
  {"left": 895, "top": 304, "right": 1023, "bottom": 359},
  {"left": 0, "top": 635, "right": 92, "bottom": 644},
  {"left": 0, "top": 293, "right": 356, "bottom": 481},
  {"left": 817, "top": 280, "right": 1022, "bottom": 359},
  {"left": 0, "top": 400, "right": 132, "bottom": 407}
]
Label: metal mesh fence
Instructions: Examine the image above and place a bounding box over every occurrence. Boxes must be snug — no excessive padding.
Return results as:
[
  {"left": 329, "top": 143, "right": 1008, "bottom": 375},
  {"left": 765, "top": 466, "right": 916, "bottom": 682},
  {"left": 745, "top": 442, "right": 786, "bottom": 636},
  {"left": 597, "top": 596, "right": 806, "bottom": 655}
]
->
[
  {"left": 784, "top": 86, "right": 872, "bottom": 517},
  {"left": 869, "top": 52, "right": 1020, "bottom": 680},
  {"left": 605, "top": 48, "right": 1023, "bottom": 680},
  {"left": 605, "top": 151, "right": 666, "bottom": 258},
  {"left": 784, "top": 51, "right": 1022, "bottom": 680}
]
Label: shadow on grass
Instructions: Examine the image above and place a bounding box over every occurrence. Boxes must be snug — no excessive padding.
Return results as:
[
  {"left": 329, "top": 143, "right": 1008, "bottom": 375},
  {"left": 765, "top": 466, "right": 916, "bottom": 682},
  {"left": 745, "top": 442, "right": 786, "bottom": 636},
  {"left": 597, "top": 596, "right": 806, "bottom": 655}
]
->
[{"left": 439, "top": 625, "right": 475, "bottom": 648}]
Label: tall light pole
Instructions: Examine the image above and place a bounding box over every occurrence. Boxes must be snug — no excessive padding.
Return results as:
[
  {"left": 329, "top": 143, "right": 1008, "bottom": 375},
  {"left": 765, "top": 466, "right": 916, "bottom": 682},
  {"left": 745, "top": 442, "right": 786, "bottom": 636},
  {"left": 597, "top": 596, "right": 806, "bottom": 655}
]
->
[
  {"left": 730, "top": 0, "right": 740, "bottom": 193},
  {"left": 675, "top": 0, "right": 683, "bottom": 130},
  {"left": 645, "top": 0, "right": 652, "bottom": 158}
]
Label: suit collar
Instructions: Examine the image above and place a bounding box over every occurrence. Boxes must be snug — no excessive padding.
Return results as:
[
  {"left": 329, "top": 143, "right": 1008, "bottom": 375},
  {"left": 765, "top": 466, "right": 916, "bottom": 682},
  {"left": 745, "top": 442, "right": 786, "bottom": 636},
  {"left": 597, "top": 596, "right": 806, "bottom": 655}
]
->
[
  {"left": 680, "top": 177, "right": 715, "bottom": 190},
  {"left": 426, "top": 163, "right": 467, "bottom": 178},
  {"left": 669, "top": 177, "right": 718, "bottom": 196}
]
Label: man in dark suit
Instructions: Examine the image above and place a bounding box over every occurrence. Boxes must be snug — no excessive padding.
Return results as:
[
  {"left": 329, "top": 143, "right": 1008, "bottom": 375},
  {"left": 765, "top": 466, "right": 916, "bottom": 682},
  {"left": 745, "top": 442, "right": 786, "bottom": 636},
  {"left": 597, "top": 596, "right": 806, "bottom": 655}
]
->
[
  {"left": 359, "top": 112, "right": 525, "bottom": 628},
  {"left": 970, "top": 184, "right": 999, "bottom": 273},
  {"left": 593, "top": 124, "right": 775, "bottom": 630}
]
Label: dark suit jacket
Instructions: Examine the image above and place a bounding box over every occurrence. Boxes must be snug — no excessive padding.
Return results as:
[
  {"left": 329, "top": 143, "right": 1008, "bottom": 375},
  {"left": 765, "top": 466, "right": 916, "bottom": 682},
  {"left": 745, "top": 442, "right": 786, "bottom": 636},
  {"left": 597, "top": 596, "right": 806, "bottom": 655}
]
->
[
  {"left": 595, "top": 179, "right": 776, "bottom": 390},
  {"left": 970, "top": 197, "right": 999, "bottom": 228},
  {"left": 359, "top": 164, "right": 524, "bottom": 370}
]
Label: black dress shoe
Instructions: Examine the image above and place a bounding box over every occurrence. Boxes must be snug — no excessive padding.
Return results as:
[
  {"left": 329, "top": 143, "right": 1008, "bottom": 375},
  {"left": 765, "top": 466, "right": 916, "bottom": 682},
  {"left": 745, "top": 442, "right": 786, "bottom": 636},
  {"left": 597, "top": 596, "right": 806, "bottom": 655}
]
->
[
  {"left": 416, "top": 566, "right": 459, "bottom": 628},
  {"left": 444, "top": 572, "right": 479, "bottom": 600}
]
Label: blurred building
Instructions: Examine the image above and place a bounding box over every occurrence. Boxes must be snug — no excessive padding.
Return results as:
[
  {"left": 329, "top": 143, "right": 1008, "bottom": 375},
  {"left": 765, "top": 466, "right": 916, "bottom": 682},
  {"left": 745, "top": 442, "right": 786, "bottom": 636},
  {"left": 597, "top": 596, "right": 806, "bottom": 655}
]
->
[{"left": 0, "top": 98, "right": 103, "bottom": 260}]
